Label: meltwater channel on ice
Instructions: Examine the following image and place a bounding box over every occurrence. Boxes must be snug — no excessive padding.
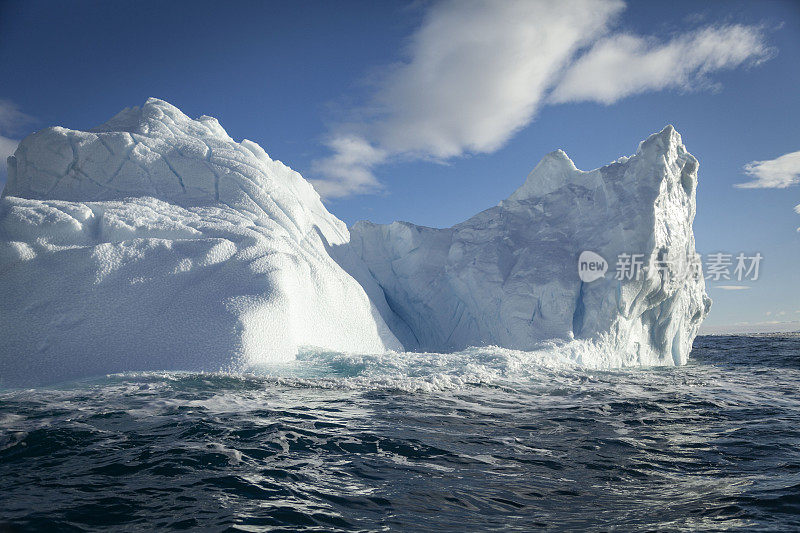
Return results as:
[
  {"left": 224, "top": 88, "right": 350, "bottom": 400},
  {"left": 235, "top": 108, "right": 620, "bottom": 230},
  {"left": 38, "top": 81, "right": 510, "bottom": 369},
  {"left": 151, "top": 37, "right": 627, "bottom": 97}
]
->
[{"left": 0, "top": 98, "right": 711, "bottom": 387}]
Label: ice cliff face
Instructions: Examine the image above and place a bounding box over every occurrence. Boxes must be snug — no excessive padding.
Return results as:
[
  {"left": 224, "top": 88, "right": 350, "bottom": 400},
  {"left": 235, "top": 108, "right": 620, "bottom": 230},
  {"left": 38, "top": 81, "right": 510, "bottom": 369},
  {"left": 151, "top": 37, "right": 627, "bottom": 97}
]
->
[
  {"left": 351, "top": 126, "right": 711, "bottom": 366},
  {"left": 0, "top": 98, "right": 402, "bottom": 386},
  {"left": 0, "top": 99, "right": 710, "bottom": 386}
]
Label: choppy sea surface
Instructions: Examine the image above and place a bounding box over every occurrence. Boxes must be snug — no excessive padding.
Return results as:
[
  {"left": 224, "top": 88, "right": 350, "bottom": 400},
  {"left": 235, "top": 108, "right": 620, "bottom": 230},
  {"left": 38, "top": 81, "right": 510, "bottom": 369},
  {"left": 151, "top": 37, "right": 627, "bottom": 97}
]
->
[{"left": 1, "top": 334, "right": 800, "bottom": 531}]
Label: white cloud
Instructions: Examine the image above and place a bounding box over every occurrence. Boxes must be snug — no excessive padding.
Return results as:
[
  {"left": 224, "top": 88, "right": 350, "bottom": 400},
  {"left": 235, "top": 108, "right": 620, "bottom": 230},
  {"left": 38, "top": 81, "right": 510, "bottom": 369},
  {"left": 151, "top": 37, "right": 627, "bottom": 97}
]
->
[
  {"left": 550, "top": 25, "right": 770, "bottom": 104},
  {"left": 714, "top": 285, "right": 751, "bottom": 291},
  {"left": 735, "top": 150, "right": 800, "bottom": 230},
  {"left": 0, "top": 99, "right": 32, "bottom": 137},
  {"left": 314, "top": 0, "right": 624, "bottom": 198},
  {"left": 0, "top": 99, "right": 32, "bottom": 179},
  {"left": 312, "top": 1, "right": 771, "bottom": 198},
  {"left": 735, "top": 150, "right": 800, "bottom": 189},
  {"left": 310, "top": 136, "right": 387, "bottom": 198},
  {"left": 371, "top": 0, "right": 623, "bottom": 159},
  {"left": 0, "top": 135, "right": 19, "bottom": 164}
]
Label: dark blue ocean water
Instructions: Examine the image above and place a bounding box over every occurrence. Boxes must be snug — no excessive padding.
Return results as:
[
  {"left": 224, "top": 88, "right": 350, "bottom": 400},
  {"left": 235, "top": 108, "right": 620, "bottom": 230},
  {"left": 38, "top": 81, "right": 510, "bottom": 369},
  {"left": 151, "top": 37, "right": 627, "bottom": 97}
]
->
[{"left": 1, "top": 334, "right": 800, "bottom": 531}]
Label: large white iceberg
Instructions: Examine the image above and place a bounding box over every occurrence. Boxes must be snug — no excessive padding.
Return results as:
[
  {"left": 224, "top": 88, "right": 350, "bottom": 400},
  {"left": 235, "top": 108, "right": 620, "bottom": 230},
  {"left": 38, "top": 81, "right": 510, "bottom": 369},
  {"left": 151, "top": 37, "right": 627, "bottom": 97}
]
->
[
  {"left": 0, "top": 99, "right": 403, "bottom": 386},
  {"left": 352, "top": 127, "right": 711, "bottom": 365},
  {"left": 0, "top": 99, "right": 709, "bottom": 386}
]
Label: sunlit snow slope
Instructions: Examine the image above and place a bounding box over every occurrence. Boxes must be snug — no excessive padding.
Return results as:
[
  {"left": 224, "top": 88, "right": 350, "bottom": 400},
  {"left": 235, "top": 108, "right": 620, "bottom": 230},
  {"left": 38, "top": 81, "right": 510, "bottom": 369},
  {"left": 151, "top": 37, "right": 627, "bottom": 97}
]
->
[{"left": 0, "top": 99, "right": 402, "bottom": 386}]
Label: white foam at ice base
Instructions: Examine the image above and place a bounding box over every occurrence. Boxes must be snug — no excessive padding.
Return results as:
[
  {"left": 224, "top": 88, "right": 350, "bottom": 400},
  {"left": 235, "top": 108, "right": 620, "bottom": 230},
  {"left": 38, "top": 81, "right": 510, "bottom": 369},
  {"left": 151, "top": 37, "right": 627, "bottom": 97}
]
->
[
  {"left": 242, "top": 335, "right": 682, "bottom": 394},
  {"left": 0, "top": 98, "right": 710, "bottom": 387},
  {"left": 85, "top": 335, "right": 686, "bottom": 396}
]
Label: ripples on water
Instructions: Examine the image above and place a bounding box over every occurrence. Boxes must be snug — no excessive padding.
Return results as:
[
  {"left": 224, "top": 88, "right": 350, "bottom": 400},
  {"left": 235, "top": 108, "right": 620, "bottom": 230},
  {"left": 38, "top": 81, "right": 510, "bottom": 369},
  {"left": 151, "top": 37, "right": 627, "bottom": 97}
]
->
[{"left": 1, "top": 334, "right": 800, "bottom": 531}]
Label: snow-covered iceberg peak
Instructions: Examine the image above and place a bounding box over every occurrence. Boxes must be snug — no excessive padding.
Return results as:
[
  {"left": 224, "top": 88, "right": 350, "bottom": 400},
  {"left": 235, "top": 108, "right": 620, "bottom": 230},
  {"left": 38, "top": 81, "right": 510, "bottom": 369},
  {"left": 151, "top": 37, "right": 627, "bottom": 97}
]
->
[
  {"left": 508, "top": 149, "right": 586, "bottom": 200},
  {"left": 4, "top": 98, "right": 341, "bottom": 243},
  {"left": 351, "top": 125, "right": 711, "bottom": 366},
  {"left": 0, "top": 98, "right": 402, "bottom": 387}
]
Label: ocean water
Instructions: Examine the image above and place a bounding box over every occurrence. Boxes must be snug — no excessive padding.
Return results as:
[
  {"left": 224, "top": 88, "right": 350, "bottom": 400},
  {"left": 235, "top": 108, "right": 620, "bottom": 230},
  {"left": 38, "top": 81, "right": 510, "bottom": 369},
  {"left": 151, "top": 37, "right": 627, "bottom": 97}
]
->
[{"left": 1, "top": 334, "right": 799, "bottom": 531}]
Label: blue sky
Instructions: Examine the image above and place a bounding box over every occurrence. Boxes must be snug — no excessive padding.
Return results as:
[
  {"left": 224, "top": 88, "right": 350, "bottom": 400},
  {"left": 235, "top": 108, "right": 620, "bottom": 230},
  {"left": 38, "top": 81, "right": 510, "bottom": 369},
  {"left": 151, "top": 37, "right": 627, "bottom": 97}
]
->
[{"left": 0, "top": 0, "right": 798, "bottom": 332}]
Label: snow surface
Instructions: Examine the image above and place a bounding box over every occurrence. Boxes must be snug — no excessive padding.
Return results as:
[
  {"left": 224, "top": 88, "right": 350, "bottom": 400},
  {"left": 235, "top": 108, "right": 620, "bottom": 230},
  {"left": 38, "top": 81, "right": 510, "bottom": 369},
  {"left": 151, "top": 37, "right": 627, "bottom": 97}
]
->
[
  {"left": 0, "top": 99, "right": 710, "bottom": 387},
  {"left": 351, "top": 126, "right": 711, "bottom": 366},
  {"left": 0, "top": 99, "right": 402, "bottom": 386}
]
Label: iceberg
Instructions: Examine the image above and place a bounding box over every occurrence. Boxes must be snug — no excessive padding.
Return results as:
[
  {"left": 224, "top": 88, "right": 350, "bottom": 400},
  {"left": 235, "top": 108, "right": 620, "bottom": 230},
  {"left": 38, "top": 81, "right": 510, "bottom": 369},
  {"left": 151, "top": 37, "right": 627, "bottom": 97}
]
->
[
  {"left": 350, "top": 126, "right": 711, "bottom": 366},
  {"left": 0, "top": 98, "right": 709, "bottom": 387},
  {"left": 0, "top": 99, "right": 402, "bottom": 386}
]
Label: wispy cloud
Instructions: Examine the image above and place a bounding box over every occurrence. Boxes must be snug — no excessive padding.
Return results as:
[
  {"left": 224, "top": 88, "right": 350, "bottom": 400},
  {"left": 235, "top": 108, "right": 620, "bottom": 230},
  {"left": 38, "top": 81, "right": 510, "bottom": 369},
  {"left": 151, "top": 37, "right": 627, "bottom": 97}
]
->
[
  {"left": 714, "top": 285, "right": 751, "bottom": 291},
  {"left": 0, "top": 99, "right": 33, "bottom": 176},
  {"left": 735, "top": 149, "right": 800, "bottom": 230},
  {"left": 312, "top": 0, "right": 624, "bottom": 197},
  {"left": 312, "top": 0, "right": 772, "bottom": 199},
  {"left": 311, "top": 136, "right": 387, "bottom": 198},
  {"left": 736, "top": 150, "right": 800, "bottom": 189},
  {"left": 550, "top": 25, "right": 771, "bottom": 105},
  {"left": 0, "top": 100, "right": 32, "bottom": 135},
  {"left": 0, "top": 136, "right": 19, "bottom": 166}
]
